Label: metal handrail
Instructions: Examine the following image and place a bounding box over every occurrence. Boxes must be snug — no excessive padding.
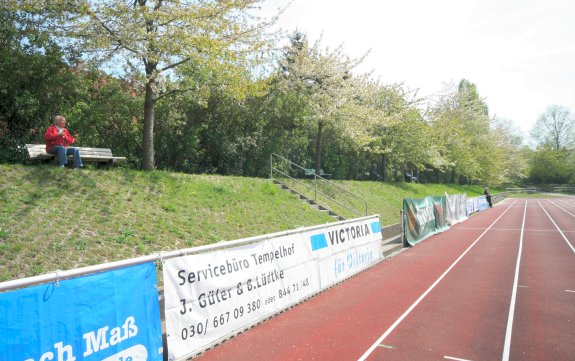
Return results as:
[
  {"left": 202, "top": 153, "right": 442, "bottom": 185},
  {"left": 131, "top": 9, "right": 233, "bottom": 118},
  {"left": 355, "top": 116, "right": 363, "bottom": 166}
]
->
[
  {"left": 272, "top": 154, "right": 367, "bottom": 205},
  {"left": 273, "top": 169, "right": 363, "bottom": 217},
  {"left": 270, "top": 153, "right": 368, "bottom": 216}
]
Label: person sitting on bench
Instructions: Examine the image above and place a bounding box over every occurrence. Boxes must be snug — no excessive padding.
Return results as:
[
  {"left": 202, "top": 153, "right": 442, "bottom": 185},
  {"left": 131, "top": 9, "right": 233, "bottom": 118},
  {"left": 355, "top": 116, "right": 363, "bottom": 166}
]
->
[{"left": 44, "top": 115, "right": 83, "bottom": 169}]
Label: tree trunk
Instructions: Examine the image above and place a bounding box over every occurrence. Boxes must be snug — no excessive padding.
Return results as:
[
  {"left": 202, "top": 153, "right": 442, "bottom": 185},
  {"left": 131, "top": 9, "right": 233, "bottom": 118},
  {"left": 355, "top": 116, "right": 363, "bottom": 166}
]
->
[
  {"left": 381, "top": 153, "right": 386, "bottom": 182},
  {"left": 142, "top": 79, "right": 156, "bottom": 170},
  {"left": 315, "top": 121, "right": 324, "bottom": 175}
]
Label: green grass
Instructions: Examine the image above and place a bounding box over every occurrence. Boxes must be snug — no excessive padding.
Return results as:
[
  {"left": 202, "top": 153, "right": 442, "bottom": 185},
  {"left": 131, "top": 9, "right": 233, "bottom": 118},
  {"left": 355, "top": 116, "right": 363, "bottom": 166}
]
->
[
  {"left": 0, "top": 164, "right": 499, "bottom": 282},
  {"left": 280, "top": 177, "right": 499, "bottom": 223},
  {"left": 0, "top": 164, "right": 334, "bottom": 281}
]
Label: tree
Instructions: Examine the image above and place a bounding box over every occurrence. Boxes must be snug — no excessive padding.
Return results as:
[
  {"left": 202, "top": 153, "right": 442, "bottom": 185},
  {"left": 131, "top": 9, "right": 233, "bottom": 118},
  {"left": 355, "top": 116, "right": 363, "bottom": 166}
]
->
[
  {"left": 0, "top": 7, "right": 85, "bottom": 162},
  {"left": 528, "top": 147, "right": 574, "bottom": 184},
  {"left": 11, "top": 0, "right": 275, "bottom": 170},
  {"left": 359, "top": 83, "right": 433, "bottom": 181},
  {"left": 530, "top": 105, "right": 575, "bottom": 150},
  {"left": 277, "top": 32, "right": 367, "bottom": 174},
  {"left": 429, "top": 80, "right": 496, "bottom": 184},
  {"left": 490, "top": 118, "right": 528, "bottom": 184}
]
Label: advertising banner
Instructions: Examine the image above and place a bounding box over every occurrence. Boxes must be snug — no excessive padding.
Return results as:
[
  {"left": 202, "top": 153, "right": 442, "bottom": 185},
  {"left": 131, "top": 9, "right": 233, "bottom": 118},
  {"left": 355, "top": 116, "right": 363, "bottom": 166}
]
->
[
  {"left": 403, "top": 196, "right": 449, "bottom": 246},
  {"left": 163, "top": 216, "right": 382, "bottom": 361},
  {"left": 446, "top": 193, "right": 468, "bottom": 226},
  {"left": 0, "top": 262, "right": 163, "bottom": 361},
  {"left": 466, "top": 195, "right": 489, "bottom": 215},
  {"left": 301, "top": 220, "right": 382, "bottom": 286},
  {"left": 466, "top": 197, "right": 475, "bottom": 215},
  {"left": 477, "top": 196, "right": 489, "bottom": 211}
]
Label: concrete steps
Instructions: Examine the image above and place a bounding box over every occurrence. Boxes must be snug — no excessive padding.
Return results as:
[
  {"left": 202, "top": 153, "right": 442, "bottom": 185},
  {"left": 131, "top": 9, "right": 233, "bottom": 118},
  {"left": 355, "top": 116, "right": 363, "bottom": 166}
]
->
[
  {"left": 273, "top": 179, "right": 345, "bottom": 221},
  {"left": 381, "top": 236, "right": 404, "bottom": 258},
  {"left": 380, "top": 223, "right": 405, "bottom": 258}
]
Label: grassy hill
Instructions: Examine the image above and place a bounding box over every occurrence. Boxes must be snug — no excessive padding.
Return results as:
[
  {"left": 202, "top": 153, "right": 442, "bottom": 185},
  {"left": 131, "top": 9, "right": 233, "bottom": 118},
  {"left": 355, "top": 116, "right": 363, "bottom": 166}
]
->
[{"left": 0, "top": 164, "right": 495, "bottom": 282}]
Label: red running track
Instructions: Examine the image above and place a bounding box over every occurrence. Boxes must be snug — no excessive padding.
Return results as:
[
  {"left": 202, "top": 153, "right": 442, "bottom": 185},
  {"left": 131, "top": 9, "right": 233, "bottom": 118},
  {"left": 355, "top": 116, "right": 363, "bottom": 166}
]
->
[{"left": 195, "top": 198, "right": 575, "bottom": 361}]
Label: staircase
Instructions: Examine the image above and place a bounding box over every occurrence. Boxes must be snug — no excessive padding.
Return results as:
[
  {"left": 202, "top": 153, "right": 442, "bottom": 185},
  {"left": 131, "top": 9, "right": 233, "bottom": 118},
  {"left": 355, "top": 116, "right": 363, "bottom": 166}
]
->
[
  {"left": 270, "top": 153, "right": 367, "bottom": 221},
  {"left": 379, "top": 223, "right": 405, "bottom": 258},
  {"left": 272, "top": 179, "right": 345, "bottom": 221},
  {"left": 270, "top": 154, "right": 405, "bottom": 258}
]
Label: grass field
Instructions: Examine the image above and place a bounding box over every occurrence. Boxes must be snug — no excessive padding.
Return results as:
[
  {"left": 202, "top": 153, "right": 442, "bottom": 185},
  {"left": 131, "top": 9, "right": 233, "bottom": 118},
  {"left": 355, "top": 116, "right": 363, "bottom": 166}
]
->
[{"left": 1, "top": 164, "right": 501, "bottom": 282}]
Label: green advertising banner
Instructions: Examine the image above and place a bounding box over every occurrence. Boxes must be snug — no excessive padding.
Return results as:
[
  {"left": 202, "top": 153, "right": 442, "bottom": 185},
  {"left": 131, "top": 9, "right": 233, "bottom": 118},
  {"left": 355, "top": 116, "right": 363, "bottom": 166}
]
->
[{"left": 403, "top": 196, "right": 449, "bottom": 246}]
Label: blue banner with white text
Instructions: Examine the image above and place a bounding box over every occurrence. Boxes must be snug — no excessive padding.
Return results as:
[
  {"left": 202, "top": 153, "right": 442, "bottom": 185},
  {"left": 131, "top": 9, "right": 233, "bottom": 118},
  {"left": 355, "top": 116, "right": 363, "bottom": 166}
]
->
[{"left": 0, "top": 262, "right": 163, "bottom": 361}]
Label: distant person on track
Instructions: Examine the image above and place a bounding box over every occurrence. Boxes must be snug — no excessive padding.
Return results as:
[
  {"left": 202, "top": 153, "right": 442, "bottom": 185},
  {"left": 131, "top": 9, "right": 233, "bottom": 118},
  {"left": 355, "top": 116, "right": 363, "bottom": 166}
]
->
[
  {"left": 484, "top": 187, "right": 493, "bottom": 208},
  {"left": 44, "top": 115, "right": 83, "bottom": 169}
]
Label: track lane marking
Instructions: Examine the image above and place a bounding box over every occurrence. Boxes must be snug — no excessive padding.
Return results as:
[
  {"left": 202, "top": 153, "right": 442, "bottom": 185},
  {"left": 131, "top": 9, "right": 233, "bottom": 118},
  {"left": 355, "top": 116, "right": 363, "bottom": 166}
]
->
[
  {"left": 557, "top": 199, "right": 575, "bottom": 209},
  {"left": 566, "top": 290, "right": 575, "bottom": 293},
  {"left": 444, "top": 356, "right": 473, "bottom": 361},
  {"left": 502, "top": 200, "right": 527, "bottom": 361},
  {"left": 537, "top": 200, "right": 575, "bottom": 254},
  {"left": 549, "top": 200, "right": 575, "bottom": 217},
  {"left": 455, "top": 227, "right": 572, "bottom": 232},
  {"left": 357, "top": 200, "right": 517, "bottom": 361}
]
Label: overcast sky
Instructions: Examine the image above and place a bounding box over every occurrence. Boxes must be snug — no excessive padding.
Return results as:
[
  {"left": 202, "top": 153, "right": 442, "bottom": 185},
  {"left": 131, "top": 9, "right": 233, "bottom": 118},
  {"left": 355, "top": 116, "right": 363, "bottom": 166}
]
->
[{"left": 262, "top": 0, "right": 575, "bottom": 134}]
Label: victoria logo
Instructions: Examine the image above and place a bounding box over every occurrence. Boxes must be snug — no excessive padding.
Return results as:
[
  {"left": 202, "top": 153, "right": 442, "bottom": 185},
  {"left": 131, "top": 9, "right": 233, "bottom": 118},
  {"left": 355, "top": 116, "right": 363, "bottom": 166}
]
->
[{"left": 310, "top": 221, "right": 381, "bottom": 252}]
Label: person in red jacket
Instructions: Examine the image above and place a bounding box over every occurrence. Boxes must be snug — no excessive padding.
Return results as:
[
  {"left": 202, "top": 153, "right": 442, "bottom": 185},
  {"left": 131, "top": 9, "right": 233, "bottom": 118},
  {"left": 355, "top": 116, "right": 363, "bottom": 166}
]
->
[{"left": 44, "top": 115, "right": 83, "bottom": 168}]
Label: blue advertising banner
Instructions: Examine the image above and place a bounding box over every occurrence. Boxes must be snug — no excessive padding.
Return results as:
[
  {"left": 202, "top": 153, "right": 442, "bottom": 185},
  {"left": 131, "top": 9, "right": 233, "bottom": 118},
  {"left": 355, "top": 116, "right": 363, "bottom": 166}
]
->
[{"left": 0, "top": 262, "right": 163, "bottom": 361}]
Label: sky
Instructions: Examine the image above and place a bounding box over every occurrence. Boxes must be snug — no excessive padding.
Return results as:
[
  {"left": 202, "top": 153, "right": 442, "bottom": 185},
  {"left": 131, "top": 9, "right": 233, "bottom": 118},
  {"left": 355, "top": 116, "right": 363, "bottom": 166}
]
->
[{"left": 261, "top": 0, "right": 575, "bottom": 134}]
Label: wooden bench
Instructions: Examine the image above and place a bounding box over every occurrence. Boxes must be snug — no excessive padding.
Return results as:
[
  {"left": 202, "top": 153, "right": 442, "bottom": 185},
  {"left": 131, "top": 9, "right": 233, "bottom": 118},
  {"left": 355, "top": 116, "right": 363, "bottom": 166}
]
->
[
  {"left": 26, "top": 144, "right": 126, "bottom": 166},
  {"left": 303, "top": 168, "right": 332, "bottom": 178}
]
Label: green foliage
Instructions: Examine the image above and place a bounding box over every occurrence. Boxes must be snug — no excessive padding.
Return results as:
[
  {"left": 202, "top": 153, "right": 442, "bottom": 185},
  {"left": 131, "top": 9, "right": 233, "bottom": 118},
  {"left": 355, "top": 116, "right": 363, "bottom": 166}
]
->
[
  {"left": 527, "top": 105, "right": 575, "bottom": 183},
  {"left": 1, "top": 4, "right": 533, "bottom": 186},
  {"left": 66, "top": 72, "right": 143, "bottom": 167},
  {"left": 0, "top": 9, "right": 82, "bottom": 162},
  {"left": 428, "top": 80, "right": 502, "bottom": 184},
  {"left": 528, "top": 147, "right": 574, "bottom": 184},
  {"left": 276, "top": 32, "right": 370, "bottom": 173},
  {"left": 491, "top": 118, "right": 529, "bottom": 185},
  {"left": 8, "top": 0, "right": 277, "bottom": 170},
  {"left": 0, "top": 7, "right": 144, "bottom": 164}
]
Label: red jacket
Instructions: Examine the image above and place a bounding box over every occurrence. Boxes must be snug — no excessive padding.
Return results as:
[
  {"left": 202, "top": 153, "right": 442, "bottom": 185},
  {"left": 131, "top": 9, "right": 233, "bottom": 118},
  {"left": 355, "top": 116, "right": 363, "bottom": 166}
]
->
[{"left": 44, "top": 125, "right": 76, "bottom": 152}]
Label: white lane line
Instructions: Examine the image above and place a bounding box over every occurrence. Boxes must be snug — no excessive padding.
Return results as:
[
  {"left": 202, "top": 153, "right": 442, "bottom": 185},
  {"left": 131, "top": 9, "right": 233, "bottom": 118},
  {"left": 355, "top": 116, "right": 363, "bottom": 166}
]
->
[
  {"left": 558, "top": 199, "right": 575, "bottom": 208},
  {"left": 445, "top": 356, "right": 473, "bottom": 361},
  {"left": 537, "top": 200, "right": 575, "bottom": 254},
  {"left": 456, "top": 227, "right": 564, "bottom": 232},
  {"left": 550, "top": 200, "right": 575, "bottom": 217},
  {"left": 455, "top": 227, "right": 517, "bottom": 230},
  {"left": 502, "top": 200, "right": 527, "bottom": 361},
  {"left": 357, "top": 200, "right": 517, "bottom": 361},
  {"left": 565, "top": 290, "right": 575, "bottom": 293},
  {"left": 377, "top": 345, "right": 393, "bottom": 349}
]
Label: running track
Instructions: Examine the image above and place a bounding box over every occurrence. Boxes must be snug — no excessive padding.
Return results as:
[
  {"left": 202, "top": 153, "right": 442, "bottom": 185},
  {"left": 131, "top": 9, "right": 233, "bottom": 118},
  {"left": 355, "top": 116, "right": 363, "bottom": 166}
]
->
[{"left": 196, "top": 197, "right": 575, "bottom": 361}]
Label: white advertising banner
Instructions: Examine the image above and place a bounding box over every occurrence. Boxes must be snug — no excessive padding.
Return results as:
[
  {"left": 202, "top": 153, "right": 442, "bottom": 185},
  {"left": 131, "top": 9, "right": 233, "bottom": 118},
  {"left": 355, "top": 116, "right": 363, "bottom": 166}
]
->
[
  {"left": 446, "top": 193, "right": 467, "bottom": 225},
  {"left": 466, "top": 197, "right": 475, "bottom": 215},
  {"left": 300, "top": 219, "right": 383, "bottom": 286},
  {"left": 163, "top": 216, "right": 382, "bottom": 361},
  {"left": 466, "top": 195, "right": 489, "bottom": 215}
]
